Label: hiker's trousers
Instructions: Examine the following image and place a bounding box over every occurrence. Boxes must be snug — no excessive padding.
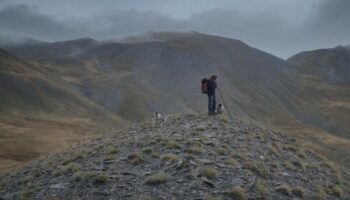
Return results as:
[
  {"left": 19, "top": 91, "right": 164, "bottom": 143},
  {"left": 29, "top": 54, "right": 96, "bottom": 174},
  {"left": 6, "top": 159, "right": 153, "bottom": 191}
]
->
[{"left": 208, "top": 94, "right": 216, "bottom": 113}]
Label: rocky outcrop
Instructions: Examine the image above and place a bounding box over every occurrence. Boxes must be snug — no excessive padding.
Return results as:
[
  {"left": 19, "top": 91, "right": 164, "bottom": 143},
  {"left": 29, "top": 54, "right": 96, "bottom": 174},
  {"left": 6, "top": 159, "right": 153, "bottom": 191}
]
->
[{"left": 1, "top": 114, "right": 349, "bottom": 199}]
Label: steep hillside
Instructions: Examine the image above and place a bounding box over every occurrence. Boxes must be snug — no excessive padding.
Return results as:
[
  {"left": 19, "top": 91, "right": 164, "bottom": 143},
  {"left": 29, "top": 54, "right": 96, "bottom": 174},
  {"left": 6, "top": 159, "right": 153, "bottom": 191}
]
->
[
  {"left": 288, "top": 45, "right": 350, "bottom": 85},
  {"left": 2, "top": 32, "right": 350, "bottom": 168},
  {"left": 4, "top": 32, "right": 299, "bottom": 122},
  {"left": 1, "top": 115, "right": 349, "bottom": 199},
  {"left": 286, "top": 46, "right": 350, "bottom": 139},
  {"left": 0, "top": 49, "right": 129, "bottom": 173}
]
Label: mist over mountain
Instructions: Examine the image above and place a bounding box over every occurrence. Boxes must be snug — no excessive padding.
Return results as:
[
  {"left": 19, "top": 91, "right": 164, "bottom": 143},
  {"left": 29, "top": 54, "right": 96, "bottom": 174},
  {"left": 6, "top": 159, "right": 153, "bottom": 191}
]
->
[
  {"left": 3, "top": 31, "right": 298, "bottom": 123},
  {"left": 1, "top": 0, "right": 350, "bottom": 58},
  {"left": 2, "top": 31, "right": 350, "bottom": 170},
  {"left": 0, "top": 48, "right": 128, "bottom": 172},
  {"left": 288, "top": 45, "right": 350, "bottom": 85}
]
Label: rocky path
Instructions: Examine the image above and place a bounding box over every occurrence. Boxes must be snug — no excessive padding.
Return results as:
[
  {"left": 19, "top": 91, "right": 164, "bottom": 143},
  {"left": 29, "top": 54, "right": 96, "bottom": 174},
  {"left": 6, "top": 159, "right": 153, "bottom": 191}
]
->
[{"left": 1, "top": 114, "right": 349, "bottom": 199}]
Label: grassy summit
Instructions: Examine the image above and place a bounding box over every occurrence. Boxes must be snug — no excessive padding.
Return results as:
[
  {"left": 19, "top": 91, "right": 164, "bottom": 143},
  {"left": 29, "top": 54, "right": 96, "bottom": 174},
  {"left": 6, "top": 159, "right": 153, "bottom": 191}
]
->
[{"left": 1, "top": 114, "right": 349, "bottom": 199}]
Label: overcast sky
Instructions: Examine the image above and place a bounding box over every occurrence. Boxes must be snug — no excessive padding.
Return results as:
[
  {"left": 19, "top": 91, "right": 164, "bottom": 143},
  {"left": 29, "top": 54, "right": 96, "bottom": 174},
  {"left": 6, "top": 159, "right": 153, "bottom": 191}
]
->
[{"left": 0, "top": 0, "right": 349, "bottom": 58}]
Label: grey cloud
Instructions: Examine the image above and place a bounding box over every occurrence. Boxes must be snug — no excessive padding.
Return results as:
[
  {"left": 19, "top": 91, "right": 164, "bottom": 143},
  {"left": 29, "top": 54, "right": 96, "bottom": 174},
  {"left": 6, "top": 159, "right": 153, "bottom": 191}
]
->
[
  {"left": 0, "top": 4, "right": 76, "bottom": 40},
  {"left": 0, "top": 1, "right": 349, "bottom": 58},
  {"left": 0, "top": 5, "right": 299, "bottom": 58},
  {"left": 83, "top": 9, "right": 186, "bottom": 38},
  {"left": 306, "top": 0, "right": 350, "bottom": 45}
]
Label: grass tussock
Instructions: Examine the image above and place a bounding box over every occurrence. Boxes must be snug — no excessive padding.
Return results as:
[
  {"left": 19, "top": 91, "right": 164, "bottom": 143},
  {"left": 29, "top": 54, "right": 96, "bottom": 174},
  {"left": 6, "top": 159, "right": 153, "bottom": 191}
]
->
[
  {"left": 284, "top": 145, "right": 298, "bottom": 152},
  {"left": 198, "top": 167, "right": 217, "bottom": 179},
  {"left": 104, "top": 154, "right": 114, "bottom": 161},
  {"left": 291, "top": 160, "right": 306, "bottom": 171},
  {"left": 142, "top": 147, "right": 152, "bottom": 154},
  {"left": 73, "top": 171, "right": 108, "bottom": 184},
  {"left": 161, "top": 154, "right": 179, "bottom": 162},
  {"left": 296, "top": 149, "right": 307, "bottom": 159},
  {"left": 73, "top": 171, "right": 96, "bottom": 181},
  {"left": 270, "top": 162, "right": 279, "bottom": 169},
  {"left": 54, "top": 162, "right": 81, "bottom": 177},
  {"left": 268, "top": 143, "right": 280, "bottom": 157},
  {"left": 245, "top": 162, "right": 269, "bottom": 178},
  {"left": 108, "top": 148, "right": 119, "bottom": 154},
  {"left": 93, "top": 173, "right": 109, "bottom": 184},
  {"left": 151, "top": 152, "right": 160, "bottom": 158},
  {"left": 255, "top": 178, "right": 269, "bottom": 196},
  {"left": 187, "top": 146, "right": 205, "bottom": 155},
  {"left": 145, "top": 172, "right": 170, "bottom": 185},
  {"left": 283, "top": 161, "right": 296, "bottom": 171},
  {"left": 18, "top": 188, "right": 34, "bottom": 200},
  {"left": 231, "top": 152, "right": 248, "bottom": 160},
  {"left": 227, "top": 186, "right": 247, "bottom": 200},
  {"left": 275, "top": 184, "right": 291, "bottom": 196},
  {"left": 291, "top": 187, "right": 305, "bottom": 198},
  {"left": 162, "top": 139, "right": 182, "bottom": 149},
  {"left": 204, "top": 195, "right": 222, "bottom": 200},
  {"left": 215, "top": 147, "right": 227, "bottom": 155},
  {"left": 310, "top": 186, "right": 327, "bottom": 200},
  {"left": 331, "top": 185, "right": 343, "bottom": 197},
  {"left": 127, "top": 153, "right": 145, "bottom": 165},
  {"left": 225, "top": 158, "right": 238, "bottom": 166}
]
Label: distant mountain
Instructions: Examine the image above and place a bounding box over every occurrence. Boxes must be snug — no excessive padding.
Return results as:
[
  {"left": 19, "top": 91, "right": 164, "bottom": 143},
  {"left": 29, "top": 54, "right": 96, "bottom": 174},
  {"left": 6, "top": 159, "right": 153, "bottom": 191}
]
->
[
  {"left": 288, "top": 45, "right": 350, "bottom": 85},
  {"left": 0, "top": 49, "right": 128, "bottom": 172},
  {"left": 2, "top": 32, "right": 350, "bottom": 168},
  {"left": 0, "top": 33, "right": 41, "bottom": 47},
  {"left": 4, "top": 32, "right": 299, "bottom": 122}
]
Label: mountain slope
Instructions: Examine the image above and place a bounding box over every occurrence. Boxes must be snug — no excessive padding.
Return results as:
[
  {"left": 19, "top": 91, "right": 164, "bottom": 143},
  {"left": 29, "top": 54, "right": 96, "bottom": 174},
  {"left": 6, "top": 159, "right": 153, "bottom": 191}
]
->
[
  {"left": 2, "top": 32, "right": 350, "bottom": 168},
  {"left": 0, "top": 49, "right": 129, "bottom": 172},
  {"left": 288, "top": 45, "right": 350, "bottom": 85},
  {"left": 5, "top": 32, "right": 299, "bottom": 122},
  {"left": 286, "top": 46, "right": 350, "bottom": 138},
  {"left": 1, "top": 115, "right": 349, "bottom": 199}
]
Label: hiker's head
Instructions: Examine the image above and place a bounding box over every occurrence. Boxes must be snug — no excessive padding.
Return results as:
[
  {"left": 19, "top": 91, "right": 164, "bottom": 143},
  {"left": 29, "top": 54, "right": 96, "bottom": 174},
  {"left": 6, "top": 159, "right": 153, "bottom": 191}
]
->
[{"left": 210, "top": 75, "right": 217, "bottom": 80}]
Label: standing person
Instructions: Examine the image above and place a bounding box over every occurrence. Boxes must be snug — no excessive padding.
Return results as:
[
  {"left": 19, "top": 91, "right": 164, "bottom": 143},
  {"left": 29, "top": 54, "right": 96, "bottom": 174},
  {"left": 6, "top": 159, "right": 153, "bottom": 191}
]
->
[{"left": 207, "top": 75, "right": 217, "bottom": 115}]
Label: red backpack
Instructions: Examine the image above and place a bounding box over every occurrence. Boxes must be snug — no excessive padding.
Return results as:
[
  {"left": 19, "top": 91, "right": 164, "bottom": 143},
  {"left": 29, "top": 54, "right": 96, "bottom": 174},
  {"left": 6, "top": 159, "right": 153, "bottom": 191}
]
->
[{"left": 201, "top": 78, "right": 208, "bottom": 94}]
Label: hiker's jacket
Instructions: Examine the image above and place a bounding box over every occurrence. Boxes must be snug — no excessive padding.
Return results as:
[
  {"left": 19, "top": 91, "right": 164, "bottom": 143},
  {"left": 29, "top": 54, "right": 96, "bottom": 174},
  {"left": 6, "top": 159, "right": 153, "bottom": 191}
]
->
[{"left": 207, "top": 79, "right": 217, "bottom": 96}]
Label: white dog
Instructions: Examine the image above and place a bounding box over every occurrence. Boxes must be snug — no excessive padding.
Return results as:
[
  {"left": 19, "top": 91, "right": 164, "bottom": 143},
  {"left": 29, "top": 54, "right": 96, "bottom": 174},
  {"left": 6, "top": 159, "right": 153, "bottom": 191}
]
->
[
  {"left": 217, "top": 104, "right": 224, "bottom": 114},
  {"left": 153, "top": 112, "right": 162, "bottom": 118}
]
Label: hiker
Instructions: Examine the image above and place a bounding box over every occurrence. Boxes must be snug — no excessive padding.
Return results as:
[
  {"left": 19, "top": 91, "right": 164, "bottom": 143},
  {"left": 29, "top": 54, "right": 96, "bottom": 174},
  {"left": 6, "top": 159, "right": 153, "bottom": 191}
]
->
[{"left": 207, "top": 75, "right": 217, "bottom": 115}]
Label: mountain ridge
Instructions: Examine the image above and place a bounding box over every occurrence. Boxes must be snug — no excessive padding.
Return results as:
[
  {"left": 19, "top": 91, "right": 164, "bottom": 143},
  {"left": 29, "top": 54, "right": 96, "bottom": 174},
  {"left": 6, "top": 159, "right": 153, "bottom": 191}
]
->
[
  {"left": 1, "top": 114, "right": 349, "bottom": 199},
  {"left": 1, "top": 31, "right": 350, "bottom": 170}
]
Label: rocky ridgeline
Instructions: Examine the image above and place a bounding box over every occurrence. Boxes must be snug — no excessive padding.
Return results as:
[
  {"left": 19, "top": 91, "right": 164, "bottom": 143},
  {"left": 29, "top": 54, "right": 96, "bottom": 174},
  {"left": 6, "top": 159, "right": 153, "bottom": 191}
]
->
[{"left": 1, "top": 114, "right": 349, "bottom": 200}]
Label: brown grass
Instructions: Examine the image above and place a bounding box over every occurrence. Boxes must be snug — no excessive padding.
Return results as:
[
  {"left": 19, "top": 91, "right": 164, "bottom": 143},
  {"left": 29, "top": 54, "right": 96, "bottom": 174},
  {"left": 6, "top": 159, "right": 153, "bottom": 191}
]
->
[
  {"left": 227, "top": 186, "right": 247, "bottom": 200},
  {"left": 53, "top": 162, "right": 81, "bottom": 177},
  {"left": 198, "top": 167, "right": 217, "bottom": 179},
  {"left": 127, "top": 153, "right": 145, "bottom": 165},
  {"left": 18, "top": 188, "right": 35, "bottom": 200},
  {"left": 186, "top": 146, "right": 205, "bottom": 155},
  {"left": 161, "top": 154, "right": 179, "bottom": 162},
  {"left": 291, "top": 187, "right": 305, "bottom": 198},
  {"left": 108, "top": 148, "right": 119, "bottom": 154},
  {"left": 93, "top": 173, "right": 109, "bottom": 184},
  {"left": 145, "top": 172, "right": 170, "bottom": 185},
  {"left": 310, "top": 186, "right": 327, "bottom": 200},
  {"left": 215, "top": 147, "right": 227, "bottom": 155},
  {"left": 162, "top": 139, "right": 182, "bottom": 149},
  {"left": 291, "top": 160, "right": 306, "bottom": 171},
  {"left": 255, "top": 178, "right": 269, "bottom": 196},
  {"left": 142, "top": 147, "right": 152, "bottom": 154},
  {"left": 331, "top": 185, "right": 343, "bottom": 197},
  {"left": 245, "top": 161, "right": 269, "bottom": 178},
  {"left": 275, "top": 184, "right": 291, "bottom": 196},
  {"left": 225, "top": 158, "right": 238, "bottom": 166}
]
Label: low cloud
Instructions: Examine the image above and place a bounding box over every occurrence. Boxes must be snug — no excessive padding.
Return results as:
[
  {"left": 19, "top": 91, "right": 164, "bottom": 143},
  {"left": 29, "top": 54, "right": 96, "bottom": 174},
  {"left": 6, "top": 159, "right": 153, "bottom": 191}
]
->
[
  {"left": 0, "top": 1, "right": 349, "bottom": 58},
  {"left": 0, "top": 4, "right": 76, "bottom": 40},
  {"left": 306, "top": 0, "right": 350, "bottom": 44}
]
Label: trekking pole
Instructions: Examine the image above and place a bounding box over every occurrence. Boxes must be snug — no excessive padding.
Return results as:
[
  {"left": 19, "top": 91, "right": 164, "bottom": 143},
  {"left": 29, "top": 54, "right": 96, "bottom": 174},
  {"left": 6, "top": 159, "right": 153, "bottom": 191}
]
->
[{"left": 217, "top": 86, "right": 234, "bottom": 122}]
